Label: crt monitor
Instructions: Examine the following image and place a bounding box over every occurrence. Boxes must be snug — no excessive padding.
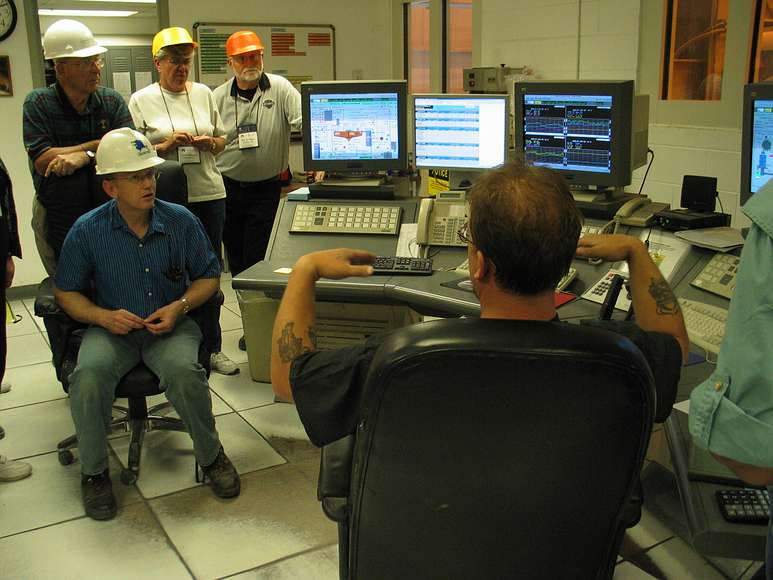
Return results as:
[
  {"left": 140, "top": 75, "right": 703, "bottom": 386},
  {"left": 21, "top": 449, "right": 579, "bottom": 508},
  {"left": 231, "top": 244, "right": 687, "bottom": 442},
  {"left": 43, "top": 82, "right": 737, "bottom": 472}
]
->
[
  {"left": 301, "top": 80, "right": 408, "bottom": 174},
  {"left": 513, "top": 80, "right": 648, "bottom": 190},
  {"left": 413, "top": 94, "right": 508, "bottom": 170},
  {"left": 740, "top": 82, "right": 773, "bottom": 206}
]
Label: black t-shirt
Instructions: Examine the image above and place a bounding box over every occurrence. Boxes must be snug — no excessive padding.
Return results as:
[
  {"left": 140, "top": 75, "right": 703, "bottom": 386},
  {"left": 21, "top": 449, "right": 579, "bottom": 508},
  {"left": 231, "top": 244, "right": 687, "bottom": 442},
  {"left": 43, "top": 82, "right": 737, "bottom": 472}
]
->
[{"left": 290, "top": 320, "right": 683, "bottom": 447}]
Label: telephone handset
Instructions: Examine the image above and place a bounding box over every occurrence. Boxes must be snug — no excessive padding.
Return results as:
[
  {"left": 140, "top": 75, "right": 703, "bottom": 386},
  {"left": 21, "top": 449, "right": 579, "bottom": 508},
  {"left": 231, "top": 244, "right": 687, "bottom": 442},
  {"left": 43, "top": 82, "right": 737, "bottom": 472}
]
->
[
  {"left": 614, "top": 197, "right": 670, "bottom": 227},
  {"left": 416, "top": 190, "right": 468, "bottom": 247}
]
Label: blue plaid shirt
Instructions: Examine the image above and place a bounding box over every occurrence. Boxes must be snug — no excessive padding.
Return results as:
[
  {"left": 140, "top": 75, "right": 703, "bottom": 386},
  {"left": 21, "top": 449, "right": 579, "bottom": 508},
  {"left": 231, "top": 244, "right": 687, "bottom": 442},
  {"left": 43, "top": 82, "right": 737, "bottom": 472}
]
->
[
  {"left": 55, "top": 199, "right": 220, "bottom": 319},
  {"left": 23, "top": 83, "right": 134, "bottom": 190}
]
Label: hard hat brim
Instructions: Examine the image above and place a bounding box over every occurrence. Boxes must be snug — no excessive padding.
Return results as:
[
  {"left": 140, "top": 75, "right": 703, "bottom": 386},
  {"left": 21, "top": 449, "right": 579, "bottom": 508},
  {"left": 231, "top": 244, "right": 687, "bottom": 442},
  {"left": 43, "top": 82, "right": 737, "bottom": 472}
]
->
[
  {"left": 96, "top": 154, "right": 165, "bottom": 176},
  {"left": 228, "top": 44, "right": 264, "bottom": 57},
  {"left": 48, "top": 44, "right": 107, "bottom": 60}
]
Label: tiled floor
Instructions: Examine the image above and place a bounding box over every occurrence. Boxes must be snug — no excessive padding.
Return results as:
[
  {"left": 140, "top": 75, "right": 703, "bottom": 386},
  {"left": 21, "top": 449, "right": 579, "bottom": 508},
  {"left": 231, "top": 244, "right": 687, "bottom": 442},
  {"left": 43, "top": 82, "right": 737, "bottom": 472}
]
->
[{"left": 0, "top": 276, "right": 764, "bottom": 579}]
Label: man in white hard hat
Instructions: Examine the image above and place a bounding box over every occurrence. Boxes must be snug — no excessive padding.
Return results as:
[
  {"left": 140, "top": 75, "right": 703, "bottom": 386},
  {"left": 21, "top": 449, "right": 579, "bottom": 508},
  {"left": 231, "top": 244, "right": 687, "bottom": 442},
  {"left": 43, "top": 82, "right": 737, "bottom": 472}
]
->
[
  {"left": 23, "top": 19, "right": 134, "bottom": 274},
  {"left": 54, "top": 128, "right": 240, "bottom": 520}
]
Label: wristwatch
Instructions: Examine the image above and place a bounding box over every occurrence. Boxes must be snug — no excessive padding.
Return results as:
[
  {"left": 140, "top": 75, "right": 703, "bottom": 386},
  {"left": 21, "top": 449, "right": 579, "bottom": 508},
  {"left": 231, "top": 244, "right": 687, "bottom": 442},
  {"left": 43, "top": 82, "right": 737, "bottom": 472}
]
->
[
  {"left": 180, "top": 297, "right": 190, "bottom": 315},
  {"left": 85, "top": 150, "right": 96, "bottom": 165}
]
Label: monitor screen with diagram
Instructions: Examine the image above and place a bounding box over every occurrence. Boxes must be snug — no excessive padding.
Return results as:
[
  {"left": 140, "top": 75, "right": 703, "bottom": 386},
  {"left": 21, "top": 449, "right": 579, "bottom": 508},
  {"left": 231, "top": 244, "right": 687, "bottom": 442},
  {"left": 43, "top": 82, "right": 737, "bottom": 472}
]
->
[{"left": 301, "top": 80, "right": 408, "bottom": 174}]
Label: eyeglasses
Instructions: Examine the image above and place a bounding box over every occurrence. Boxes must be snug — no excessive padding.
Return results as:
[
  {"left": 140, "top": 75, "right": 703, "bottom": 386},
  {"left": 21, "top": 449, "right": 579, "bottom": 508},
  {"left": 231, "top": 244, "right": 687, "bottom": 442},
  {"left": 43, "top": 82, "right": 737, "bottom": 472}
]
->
[
  {"left": 63, "top": 57, "right": 104, "bottom": 69},
  {"left": 166, "top": 56, "right": 194, "bottom": 66},
  {"left": 232, "top": 52, "right": 263, "bottom": 64},
  {"left": 457, "top": 220, "right": 472, "bottom": 245},
  {"left": 109, "top": 169, "right": 160, "bottom": 184}
]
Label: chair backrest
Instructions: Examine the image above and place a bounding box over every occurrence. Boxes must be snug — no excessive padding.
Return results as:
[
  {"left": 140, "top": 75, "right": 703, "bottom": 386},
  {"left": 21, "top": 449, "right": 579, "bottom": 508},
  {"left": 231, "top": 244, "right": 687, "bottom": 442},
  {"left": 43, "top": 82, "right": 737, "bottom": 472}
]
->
[{"left": 346, "top": 318, "right": 655, "bottom": 580}]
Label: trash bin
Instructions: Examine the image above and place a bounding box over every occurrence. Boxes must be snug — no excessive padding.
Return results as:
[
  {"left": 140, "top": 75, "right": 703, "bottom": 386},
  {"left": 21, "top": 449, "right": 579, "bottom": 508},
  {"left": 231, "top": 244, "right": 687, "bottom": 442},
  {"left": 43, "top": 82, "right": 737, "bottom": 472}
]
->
[{"left": 236, "top": 290, "right": 280, "bottom": 383}]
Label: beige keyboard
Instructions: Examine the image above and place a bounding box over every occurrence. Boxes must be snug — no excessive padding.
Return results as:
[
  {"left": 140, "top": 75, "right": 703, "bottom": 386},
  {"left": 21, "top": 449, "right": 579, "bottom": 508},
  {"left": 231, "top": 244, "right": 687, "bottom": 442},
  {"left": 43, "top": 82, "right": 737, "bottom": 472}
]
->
[
  {"left": 290, "top": 203, "right": 401, "bottom": 235},
  {"left": 679, "top": 298, "right": 728, "bottom": 355}
]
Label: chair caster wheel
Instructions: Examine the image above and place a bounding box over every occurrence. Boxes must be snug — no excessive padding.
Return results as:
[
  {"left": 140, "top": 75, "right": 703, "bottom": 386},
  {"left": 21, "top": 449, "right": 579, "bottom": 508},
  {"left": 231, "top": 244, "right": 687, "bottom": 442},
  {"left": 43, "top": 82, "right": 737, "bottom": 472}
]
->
[
  {"left": 58, "top": 449, "right": 74, "bottom": 465},
  {"left": 120, "top": 468, "right": 137, "bottom": 485}
]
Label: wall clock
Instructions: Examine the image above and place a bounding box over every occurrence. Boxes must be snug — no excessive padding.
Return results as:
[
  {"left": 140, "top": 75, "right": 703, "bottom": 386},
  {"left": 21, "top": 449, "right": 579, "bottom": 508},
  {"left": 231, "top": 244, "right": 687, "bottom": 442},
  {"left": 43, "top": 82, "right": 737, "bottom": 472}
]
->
[{"left": 0, "top": 0, "right": 17, "bottom": 43}]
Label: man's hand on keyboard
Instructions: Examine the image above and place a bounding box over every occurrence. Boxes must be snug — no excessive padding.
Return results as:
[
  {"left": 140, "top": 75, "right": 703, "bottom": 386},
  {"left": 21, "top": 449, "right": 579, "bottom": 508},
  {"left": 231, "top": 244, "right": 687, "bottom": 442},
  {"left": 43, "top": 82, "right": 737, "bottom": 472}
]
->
[
  {"left": 294, "top": 248, "right": 376, "bottom": 282},
  {"left": 575, "top": 233, "right": 646, "bottom": 263}
]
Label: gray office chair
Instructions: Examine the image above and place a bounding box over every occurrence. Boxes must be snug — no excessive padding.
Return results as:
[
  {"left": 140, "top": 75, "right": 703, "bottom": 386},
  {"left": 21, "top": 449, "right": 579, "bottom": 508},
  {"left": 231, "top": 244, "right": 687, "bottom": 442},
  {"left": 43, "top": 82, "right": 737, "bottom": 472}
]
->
[
  {"left": 34, "top": 160, "right": 221, "bottom": 485},
  {"left": 317, "top": 318, "right": 656, "bottom": 580}
]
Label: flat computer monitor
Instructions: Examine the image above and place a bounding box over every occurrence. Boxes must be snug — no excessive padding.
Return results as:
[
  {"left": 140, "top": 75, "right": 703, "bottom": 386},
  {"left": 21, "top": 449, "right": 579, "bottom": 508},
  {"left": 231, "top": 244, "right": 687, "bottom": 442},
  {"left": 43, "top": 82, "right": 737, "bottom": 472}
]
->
[
  {"left": 740, "top": 82, "right": 773, "bottom": 206},
  {"left": 301, "top": 80, "right": 408, "bottom": 174},
  {"left": 513, "top": 80, "right": 648, "bottom": 190},
  {"left": 413, "top": 94, "right": 508, "bottom": 171}
]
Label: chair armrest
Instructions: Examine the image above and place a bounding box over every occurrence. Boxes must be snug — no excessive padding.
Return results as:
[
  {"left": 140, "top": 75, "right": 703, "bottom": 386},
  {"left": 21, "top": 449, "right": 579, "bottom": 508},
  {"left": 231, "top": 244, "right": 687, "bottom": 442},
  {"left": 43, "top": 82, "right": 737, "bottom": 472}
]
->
[
  {"left": 317, "top": 434, "right": 355, "bottom": 523},
  {"left": 34, "top": 278, "right": 86, "bottom": 385}
]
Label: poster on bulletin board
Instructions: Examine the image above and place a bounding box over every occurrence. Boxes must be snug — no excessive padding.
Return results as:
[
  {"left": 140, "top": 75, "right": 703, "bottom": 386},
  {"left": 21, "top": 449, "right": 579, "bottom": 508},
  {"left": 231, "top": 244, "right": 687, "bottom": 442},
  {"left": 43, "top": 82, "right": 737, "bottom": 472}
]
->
[{"left": 193, "top": 22, "right": 336, "bottom": 91}]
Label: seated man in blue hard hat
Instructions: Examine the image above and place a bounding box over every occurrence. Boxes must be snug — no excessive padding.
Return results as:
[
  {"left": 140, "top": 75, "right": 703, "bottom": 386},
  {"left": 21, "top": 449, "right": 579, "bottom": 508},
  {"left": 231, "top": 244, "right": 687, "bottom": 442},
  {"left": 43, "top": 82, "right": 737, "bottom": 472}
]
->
[{"left": 54, "top": 127, "right": 240, "bottom": 520}]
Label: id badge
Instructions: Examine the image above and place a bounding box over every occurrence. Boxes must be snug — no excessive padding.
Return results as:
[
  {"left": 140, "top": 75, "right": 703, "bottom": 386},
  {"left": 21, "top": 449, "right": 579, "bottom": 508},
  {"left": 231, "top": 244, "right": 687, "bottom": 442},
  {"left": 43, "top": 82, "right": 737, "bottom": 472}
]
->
[
  {"left": 237, "top": 123, "right": 259, "bottom": 149},
  {"left": 177, "top": 146, "right": 201, "bottom": 164}
]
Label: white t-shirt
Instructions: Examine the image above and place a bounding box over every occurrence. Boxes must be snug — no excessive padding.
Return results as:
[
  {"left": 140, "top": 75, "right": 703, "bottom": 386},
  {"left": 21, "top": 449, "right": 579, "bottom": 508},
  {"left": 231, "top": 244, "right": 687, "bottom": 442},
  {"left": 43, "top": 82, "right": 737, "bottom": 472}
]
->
[{"left": 129, "top": 82, "right": 226, "bottom": 203}]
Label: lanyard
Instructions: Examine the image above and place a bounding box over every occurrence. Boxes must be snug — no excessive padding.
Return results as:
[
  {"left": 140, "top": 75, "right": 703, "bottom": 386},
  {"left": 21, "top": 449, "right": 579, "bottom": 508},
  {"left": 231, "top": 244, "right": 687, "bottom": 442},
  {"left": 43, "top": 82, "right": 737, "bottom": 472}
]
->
[{"left": 159, "top": 83, "right": 200, "bottom": 136}]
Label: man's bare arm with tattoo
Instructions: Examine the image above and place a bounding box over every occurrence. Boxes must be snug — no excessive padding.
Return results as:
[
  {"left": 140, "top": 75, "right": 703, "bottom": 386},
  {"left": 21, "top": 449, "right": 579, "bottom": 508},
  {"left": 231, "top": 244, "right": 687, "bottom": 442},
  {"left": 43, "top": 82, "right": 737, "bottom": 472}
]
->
[
  {"left": 270, "top": 249, "right": 375, "bottom": 402},
  {"left": 577, "top": 234, "right": 689, "bottom": 361}
]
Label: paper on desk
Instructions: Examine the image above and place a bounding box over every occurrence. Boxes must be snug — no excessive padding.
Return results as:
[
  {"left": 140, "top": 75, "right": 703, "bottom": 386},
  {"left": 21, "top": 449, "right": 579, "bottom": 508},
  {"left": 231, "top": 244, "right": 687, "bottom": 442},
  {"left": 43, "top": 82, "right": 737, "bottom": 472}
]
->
[
  {"left": 396, "top": 223, "right": 419, "bottom": 257},
  {"left": 673, "top": 399, "right": 690, "bottom": 414},
  {"left": 675, "top": 227, "right": 745, "bottom": 252}
]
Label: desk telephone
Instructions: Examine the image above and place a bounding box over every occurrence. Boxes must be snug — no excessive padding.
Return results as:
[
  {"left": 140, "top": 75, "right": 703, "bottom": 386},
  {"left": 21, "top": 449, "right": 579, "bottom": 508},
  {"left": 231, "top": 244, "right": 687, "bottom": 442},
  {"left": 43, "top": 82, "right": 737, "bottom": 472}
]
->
[
  {"left": 613, "top": 197, "right": 669, "bottom": 227},
  {"left": 416, "top": 191, "right": 468, "bottom": 247}
]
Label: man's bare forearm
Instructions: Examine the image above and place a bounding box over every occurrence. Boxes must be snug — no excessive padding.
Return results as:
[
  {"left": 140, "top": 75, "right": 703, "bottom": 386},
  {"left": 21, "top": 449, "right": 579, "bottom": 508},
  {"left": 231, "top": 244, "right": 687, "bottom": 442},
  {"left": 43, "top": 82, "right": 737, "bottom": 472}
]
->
[
  {"left": 270, "top": 261, "right": 319, "bottom": 401},
  {"left": 33, "top": 139, "right": 100, "bottom": 175},
  {"left": 176, "top": 277, "right": 219, "bottom": 313},
  {"left": 54, "top": 287, "right": 110, "bottom": 327},
  {"left": 712, "top": 453, "right": 773, "bottom": 487},
  {"left": 626, "top": 241, "right": 689, "bottom": 360}
]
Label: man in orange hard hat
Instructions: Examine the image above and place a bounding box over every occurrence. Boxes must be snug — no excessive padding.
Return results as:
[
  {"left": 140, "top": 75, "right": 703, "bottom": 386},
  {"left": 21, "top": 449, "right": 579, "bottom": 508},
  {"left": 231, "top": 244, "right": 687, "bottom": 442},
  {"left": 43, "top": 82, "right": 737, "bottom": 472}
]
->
[{"left": 213, "top": 30, "right": 301, "bottom": 278}]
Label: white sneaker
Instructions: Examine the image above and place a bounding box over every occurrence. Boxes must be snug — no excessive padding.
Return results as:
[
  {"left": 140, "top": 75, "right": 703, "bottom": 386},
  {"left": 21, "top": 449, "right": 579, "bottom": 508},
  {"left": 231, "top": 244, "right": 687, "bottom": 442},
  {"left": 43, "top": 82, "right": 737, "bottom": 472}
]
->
[
  {"left": 0, "top": 454, "right": 32, "bottom": 482},
  {"left": 210, "top": 352, "right": 240, "bottom": 375}
]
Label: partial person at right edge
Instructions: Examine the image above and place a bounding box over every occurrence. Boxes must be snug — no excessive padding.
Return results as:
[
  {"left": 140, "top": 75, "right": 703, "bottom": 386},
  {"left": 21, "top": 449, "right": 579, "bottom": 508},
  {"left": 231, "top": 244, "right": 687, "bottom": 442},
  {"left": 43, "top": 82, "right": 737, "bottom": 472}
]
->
[
  {"left": 688, "top": 181, "right": 773, "bottom": 578},
  {"left": 269, "top": 159, "right": 689, "bottom": 449},
  {"left": 23, "top": 19, "right": 134, "bottom": 274}
]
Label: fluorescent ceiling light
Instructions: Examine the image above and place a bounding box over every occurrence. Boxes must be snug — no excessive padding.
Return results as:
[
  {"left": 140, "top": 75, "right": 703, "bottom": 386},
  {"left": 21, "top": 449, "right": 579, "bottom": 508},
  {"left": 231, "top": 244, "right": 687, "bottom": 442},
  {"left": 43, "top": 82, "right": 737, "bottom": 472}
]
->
[
  {"left": 38, "top": 9, "right": 138, "bottom": 17},
  {"left": 73, "top": 0, "right": 156, "bottom": 3}
]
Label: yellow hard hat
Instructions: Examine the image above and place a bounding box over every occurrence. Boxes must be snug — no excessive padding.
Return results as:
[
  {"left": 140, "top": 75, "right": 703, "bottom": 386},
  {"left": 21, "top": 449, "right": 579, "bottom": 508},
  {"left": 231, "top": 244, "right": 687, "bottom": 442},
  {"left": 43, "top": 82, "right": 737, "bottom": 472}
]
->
[{"left": 152, "top": 27, "right": 198, "bottom": 57}]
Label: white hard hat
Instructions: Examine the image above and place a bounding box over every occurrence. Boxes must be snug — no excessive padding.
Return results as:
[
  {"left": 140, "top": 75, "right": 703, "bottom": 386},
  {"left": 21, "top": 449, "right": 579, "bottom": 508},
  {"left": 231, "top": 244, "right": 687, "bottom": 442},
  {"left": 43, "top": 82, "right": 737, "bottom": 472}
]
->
[
  {"left": 43, "top": 19, "right": 107, "bottom": 60},
  {"left": 95, "top": 128, "right": 165, "bottom": 176}
]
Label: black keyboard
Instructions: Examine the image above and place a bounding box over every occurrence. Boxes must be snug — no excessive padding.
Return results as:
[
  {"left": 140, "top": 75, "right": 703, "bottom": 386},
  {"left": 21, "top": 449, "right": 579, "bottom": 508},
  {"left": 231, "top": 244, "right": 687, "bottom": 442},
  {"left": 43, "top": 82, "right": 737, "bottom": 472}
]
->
[
  {"left": 716, "top": 488, "right": 770, "bottom": 524},
  {"left": 372, "top": 256, "right": 433, "bottom": 275}
]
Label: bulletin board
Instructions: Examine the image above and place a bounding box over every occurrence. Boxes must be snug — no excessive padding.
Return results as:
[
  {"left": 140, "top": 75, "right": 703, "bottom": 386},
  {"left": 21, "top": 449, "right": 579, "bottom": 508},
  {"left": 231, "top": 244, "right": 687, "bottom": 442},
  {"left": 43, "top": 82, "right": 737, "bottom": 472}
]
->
[{"left": 193, "top": 22, "right": 336, "bottom": 91}]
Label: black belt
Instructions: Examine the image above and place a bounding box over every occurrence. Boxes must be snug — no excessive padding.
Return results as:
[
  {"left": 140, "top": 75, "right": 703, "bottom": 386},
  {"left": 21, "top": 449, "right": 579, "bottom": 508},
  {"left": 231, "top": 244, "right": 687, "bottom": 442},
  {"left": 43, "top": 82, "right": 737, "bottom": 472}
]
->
[{"left": 224, "top": 174, "right": 280, "bottom": 188}]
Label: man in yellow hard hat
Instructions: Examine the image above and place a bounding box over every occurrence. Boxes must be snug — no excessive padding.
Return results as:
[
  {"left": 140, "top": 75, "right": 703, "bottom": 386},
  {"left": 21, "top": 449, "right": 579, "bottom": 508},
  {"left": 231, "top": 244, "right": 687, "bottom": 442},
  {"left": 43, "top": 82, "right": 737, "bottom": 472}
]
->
[{"left": 213, "top": 30, "right": 301, "bottom": 280}]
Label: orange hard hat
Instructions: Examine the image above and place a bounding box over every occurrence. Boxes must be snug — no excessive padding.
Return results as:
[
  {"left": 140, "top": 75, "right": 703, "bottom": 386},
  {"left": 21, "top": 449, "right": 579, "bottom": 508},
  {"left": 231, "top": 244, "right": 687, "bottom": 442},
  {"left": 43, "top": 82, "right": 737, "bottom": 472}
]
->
[{"left": 226, "top": 31, "right": 264, "bottom": 57}]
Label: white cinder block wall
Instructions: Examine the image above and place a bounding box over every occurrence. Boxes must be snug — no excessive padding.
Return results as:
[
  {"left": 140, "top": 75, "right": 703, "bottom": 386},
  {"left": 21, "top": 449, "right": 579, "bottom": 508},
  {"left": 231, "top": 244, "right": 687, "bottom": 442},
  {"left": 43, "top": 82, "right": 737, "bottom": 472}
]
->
[{"left": 481, "top": 0, "right": 747, "bottom": 226}]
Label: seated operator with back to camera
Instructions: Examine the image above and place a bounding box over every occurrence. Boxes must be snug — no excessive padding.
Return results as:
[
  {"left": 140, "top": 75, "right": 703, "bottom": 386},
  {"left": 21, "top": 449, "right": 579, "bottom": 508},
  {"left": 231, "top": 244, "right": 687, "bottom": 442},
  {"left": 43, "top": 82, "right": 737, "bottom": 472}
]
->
[{"left": 269, "top": 159, "right": 689, "bottom": 448}]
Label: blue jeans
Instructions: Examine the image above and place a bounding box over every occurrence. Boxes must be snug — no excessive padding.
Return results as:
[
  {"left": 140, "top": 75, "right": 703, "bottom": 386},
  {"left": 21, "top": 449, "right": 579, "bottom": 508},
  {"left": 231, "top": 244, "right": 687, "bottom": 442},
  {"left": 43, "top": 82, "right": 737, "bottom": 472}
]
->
[
  {"left": 68, "top": 317, "right": 221, "bottom": 475},
  {"left": 188, "top": 198, "right": 225, "bottom": 352}
]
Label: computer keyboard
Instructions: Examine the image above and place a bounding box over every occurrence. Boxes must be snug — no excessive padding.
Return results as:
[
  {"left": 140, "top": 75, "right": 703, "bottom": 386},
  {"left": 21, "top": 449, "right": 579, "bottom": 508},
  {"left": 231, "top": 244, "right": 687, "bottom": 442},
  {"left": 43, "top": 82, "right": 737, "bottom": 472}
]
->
[
  {"left": 716, "top": 488, "right": 770, "bottom": 525},
  {"left": 290, "top": 203, "right": 401, "bottom": 235},
  {"left": 679, "top": 298, "right": 728, "bottom": 355},
  {"left": 691, "top": 253, "right": 740, "bottom": 300},
  {"left": 371, "top": 256, "right": 433, "bottom": 275}
]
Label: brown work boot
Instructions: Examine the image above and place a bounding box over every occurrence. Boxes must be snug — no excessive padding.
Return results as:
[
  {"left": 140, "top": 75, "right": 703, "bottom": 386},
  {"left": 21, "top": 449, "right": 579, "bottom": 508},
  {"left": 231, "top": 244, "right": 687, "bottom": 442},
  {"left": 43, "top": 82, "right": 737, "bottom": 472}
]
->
[{"left": 201, "top": 447, "right": 241, "bottom": 498}]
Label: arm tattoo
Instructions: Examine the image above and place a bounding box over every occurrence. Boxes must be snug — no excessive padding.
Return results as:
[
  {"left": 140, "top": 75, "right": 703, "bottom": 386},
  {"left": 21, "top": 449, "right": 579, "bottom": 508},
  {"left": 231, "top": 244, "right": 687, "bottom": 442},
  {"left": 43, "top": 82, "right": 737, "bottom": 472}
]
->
[
  {"left": 277, "top": 322, "right": 316, "bottom": 363},
  {"left": 648, "top": 278, "right": 680, "bottom": 315}
]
